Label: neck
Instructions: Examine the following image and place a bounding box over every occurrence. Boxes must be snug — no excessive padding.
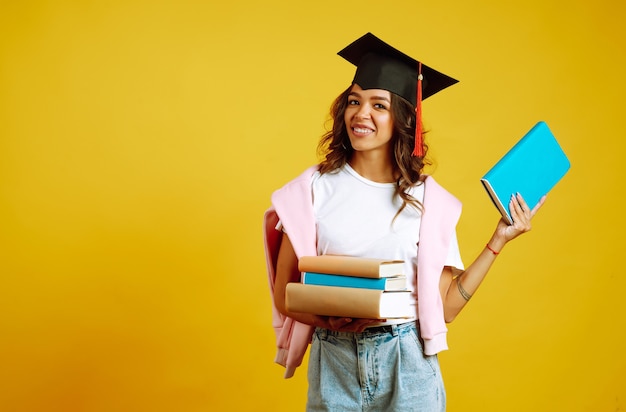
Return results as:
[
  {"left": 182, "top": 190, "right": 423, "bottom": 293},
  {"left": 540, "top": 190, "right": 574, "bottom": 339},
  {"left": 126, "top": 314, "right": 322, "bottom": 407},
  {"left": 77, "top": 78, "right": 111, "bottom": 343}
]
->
[{"left": 348, "top": 153, "right": 396, "bottom": 183}]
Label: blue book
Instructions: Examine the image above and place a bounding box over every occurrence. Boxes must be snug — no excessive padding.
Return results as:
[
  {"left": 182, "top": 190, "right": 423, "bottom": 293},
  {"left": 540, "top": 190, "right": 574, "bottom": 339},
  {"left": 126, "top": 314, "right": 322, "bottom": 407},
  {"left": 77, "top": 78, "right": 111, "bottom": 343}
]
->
[
  {"left": 301, "top": 272, "right": 407, "bottom": 291},
  {"left": 481, "top": 121, "right": 570, "bottom": 225}
]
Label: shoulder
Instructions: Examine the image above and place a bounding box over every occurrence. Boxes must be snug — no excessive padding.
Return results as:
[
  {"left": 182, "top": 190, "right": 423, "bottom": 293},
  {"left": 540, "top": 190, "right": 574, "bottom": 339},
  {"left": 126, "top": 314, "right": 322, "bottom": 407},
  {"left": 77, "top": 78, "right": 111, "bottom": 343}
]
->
[
  {"left": 273, "top": 165, "right": 318, "bottom": 189},
  {"left": 423, "top": 175, "right": 462, "bottom": 208},
  {"left": 271, "top": 165, "right": 320, "bottom": 204},
  {"left": 284, "top": 165, "right": 320, "bottom": 186}
]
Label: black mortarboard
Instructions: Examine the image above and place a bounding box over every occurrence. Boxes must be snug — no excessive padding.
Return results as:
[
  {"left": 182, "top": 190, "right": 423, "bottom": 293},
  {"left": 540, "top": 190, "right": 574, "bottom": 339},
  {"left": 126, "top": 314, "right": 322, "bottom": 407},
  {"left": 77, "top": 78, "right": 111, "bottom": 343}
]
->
[
  {"left": 338, "top": 33, "right": 458, "bottom": 156},
  {"left": 337, "top": 32, "right": 458, "bottom": 106}
]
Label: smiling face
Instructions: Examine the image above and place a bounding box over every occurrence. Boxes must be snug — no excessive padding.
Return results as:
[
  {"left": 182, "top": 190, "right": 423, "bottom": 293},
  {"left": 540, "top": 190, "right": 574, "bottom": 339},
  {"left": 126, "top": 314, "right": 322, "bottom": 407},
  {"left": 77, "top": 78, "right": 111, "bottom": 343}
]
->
[{"left": 344, "top": 84, "right": 394, "bottom": 156}]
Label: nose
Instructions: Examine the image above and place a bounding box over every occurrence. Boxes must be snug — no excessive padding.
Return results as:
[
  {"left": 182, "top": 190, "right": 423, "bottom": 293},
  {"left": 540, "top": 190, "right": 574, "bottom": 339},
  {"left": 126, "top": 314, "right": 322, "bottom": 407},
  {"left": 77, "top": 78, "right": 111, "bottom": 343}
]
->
[{"left": 354, "top": 105, "right": 371, "bottom": 120}]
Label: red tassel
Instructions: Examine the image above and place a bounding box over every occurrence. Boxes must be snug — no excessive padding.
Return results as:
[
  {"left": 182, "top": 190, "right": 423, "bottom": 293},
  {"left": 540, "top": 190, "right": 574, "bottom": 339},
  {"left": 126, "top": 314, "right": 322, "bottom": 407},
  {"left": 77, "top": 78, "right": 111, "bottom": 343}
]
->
[{"left": 412, "top": 62, "right": 424, "bottom": 157}]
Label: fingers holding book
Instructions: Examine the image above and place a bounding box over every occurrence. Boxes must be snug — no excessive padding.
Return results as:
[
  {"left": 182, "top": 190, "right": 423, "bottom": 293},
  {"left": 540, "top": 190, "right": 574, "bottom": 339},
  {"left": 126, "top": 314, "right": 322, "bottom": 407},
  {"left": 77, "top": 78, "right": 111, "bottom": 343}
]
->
[{"left": 497, "top": 193, "right": 547, "bottom": 242}]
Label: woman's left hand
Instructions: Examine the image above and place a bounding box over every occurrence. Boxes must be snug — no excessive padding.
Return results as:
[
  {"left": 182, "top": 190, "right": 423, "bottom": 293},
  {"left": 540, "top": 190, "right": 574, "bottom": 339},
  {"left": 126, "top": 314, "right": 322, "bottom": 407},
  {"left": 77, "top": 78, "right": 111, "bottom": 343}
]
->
[{"left": 497, "top": 193, "right": 546, "bottom": 242}]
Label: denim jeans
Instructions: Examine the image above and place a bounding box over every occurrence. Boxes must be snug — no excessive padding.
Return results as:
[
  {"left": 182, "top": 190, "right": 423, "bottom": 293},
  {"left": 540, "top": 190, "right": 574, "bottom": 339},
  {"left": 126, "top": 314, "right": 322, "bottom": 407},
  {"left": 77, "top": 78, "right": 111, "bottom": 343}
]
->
[{"left": 307, "top": 322, "right": 446, "bottom": 412}]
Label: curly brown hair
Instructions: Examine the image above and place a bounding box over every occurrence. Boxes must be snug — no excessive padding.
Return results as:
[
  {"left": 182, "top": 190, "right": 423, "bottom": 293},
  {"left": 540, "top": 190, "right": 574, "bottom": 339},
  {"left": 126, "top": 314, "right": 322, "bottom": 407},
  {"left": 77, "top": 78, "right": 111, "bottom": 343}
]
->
[{"left": 317, "top": 84, "right": 430, "bottom": 216}]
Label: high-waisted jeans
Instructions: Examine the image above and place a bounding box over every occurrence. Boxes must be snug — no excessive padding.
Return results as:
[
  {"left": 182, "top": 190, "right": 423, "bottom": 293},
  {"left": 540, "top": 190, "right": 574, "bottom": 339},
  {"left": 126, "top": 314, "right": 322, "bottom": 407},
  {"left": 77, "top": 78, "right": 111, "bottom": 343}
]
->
[{"left": 307, "top": 322, "right": 446, "bottom": 412}]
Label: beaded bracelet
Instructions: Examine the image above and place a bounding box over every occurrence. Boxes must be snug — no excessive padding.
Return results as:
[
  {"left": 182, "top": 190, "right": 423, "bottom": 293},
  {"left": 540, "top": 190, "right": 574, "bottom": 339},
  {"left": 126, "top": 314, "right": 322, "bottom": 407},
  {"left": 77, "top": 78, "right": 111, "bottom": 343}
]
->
[{"left": 485, "top": 243, "right": 500, "bottom": 255}]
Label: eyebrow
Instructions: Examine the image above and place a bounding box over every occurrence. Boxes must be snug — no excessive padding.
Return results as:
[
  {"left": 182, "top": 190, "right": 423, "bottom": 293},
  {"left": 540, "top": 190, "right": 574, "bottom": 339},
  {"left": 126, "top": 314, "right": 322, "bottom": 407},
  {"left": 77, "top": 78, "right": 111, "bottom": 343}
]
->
[{"left": 348, "top": 91, "right": 391, "bottom": 103}]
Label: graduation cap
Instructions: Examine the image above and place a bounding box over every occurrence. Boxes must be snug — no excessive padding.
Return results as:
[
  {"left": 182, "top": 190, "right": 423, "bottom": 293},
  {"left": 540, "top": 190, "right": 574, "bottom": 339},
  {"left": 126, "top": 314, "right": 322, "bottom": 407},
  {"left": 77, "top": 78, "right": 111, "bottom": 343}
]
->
[{"left": 338, "top": 32, "right": 458, "bottom": 156}]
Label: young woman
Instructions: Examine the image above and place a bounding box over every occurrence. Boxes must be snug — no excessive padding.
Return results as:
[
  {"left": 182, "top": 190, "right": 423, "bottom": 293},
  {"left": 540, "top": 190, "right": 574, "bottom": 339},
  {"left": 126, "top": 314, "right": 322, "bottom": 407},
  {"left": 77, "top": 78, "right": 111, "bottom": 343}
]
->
[{"left": 263, "top": 32, "right": 544, "bottom": 411}]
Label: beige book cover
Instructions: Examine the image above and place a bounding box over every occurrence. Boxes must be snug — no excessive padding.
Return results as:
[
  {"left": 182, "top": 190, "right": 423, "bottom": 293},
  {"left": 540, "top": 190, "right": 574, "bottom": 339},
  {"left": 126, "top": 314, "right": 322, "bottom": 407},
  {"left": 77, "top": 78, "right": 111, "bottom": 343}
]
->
[
  {"left": 298, "top": 255, "right": 404, "bottom": 279},
  {"left": 285, "top": 283, "right": 413, "bottom": 319}
]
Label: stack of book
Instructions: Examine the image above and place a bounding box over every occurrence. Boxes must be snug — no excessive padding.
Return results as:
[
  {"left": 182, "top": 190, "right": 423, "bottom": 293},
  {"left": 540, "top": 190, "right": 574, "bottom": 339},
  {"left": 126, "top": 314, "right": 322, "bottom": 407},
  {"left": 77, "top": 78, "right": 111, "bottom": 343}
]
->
[{"left": 285, "top": 255, "right": 413, "bottom": 319}]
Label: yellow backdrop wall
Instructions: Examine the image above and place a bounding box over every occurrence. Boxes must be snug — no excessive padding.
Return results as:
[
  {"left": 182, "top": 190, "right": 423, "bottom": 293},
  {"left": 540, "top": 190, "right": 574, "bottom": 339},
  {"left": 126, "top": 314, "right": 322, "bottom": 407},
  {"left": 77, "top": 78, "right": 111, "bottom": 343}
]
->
[{"left": 1, "top": 1, "right": 624, "bottom": 411}]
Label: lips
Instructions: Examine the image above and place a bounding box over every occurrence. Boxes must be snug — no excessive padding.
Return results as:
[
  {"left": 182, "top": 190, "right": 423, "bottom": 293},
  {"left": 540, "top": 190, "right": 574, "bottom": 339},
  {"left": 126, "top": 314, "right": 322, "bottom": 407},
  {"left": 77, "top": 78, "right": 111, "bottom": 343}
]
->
[{"left": 351, "top": 123, "right": 374, "bottom": 136}]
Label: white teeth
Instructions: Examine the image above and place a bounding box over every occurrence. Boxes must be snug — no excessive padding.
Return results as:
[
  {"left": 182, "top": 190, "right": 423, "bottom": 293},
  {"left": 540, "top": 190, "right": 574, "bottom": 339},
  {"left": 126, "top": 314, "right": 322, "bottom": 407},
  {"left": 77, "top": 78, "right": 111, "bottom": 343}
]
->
[{"left": 354, "top": 127, "right": 372, "bottom": 133}]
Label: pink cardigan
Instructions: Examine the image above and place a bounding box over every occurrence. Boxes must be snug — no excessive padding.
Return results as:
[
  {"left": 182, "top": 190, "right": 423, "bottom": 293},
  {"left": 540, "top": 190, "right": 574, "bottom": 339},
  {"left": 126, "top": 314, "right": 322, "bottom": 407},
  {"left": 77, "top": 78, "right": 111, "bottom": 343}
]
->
[{"left": 263, "top": 166, "right": 462, "bottom": 378}]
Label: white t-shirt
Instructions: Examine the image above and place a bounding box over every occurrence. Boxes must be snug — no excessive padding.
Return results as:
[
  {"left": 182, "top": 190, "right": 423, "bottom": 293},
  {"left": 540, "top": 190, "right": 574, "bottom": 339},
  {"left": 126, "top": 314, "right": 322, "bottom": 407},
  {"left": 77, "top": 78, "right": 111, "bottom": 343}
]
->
[{"left": 312, "top": 164, "right": 464, "bottom": 318}]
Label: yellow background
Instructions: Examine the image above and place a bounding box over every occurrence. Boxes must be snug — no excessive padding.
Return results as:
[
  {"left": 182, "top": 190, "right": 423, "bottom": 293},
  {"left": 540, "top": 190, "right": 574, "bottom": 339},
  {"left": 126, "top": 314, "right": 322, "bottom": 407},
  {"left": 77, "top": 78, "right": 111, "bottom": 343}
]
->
[{"left": 1, "top": 1, "right": 624, "bottom": 411}]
